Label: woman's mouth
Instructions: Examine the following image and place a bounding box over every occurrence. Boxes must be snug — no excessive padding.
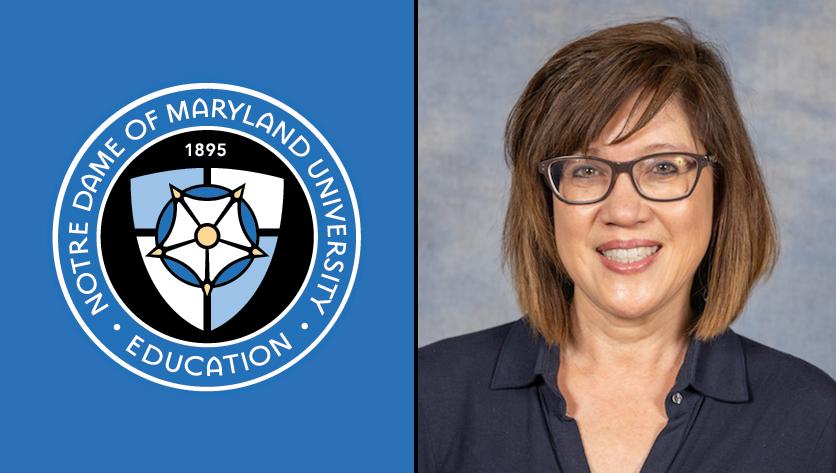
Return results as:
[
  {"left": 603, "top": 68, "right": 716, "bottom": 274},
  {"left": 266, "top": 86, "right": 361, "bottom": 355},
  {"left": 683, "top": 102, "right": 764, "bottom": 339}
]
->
[{"left": 596, "top": 245, "right": 661, "bottom": 274}]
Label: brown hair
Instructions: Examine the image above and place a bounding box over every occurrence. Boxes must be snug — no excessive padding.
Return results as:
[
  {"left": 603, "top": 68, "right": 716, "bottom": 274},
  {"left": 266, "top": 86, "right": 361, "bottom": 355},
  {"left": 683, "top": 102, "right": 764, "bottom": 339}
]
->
[{"left": 503, "top": 18, "right": 778, "bottom": 345}]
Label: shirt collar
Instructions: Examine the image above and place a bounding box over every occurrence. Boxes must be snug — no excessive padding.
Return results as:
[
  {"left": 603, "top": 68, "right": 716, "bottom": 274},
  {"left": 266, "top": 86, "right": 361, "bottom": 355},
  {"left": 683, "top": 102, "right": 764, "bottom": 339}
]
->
[
  {"left": 490, "top": 318, "right": 750, "bottom": 403},
  {"left": 489, "top": 319, "right": 543, "bottom": 389}
]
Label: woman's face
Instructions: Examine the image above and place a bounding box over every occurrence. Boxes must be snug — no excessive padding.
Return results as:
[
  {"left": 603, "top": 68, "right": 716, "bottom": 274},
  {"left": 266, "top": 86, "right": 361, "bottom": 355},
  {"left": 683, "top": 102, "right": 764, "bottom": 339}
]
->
[{"left": 553, "top": 96, "right": 714, "bottom": 322}]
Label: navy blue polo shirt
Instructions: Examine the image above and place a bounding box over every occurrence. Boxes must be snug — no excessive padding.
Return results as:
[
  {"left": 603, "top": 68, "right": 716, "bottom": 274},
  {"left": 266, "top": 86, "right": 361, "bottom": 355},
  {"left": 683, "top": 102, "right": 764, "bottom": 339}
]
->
[{"left": 418, "top": 318, "right": 836, "bottom": 472}]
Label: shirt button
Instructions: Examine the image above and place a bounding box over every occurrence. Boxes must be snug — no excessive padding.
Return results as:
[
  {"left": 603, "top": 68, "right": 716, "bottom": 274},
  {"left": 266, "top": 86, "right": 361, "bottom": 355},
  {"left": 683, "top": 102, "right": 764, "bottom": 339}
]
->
[{"left": 671, "top": 392, "right": 683, "bottom": 404}]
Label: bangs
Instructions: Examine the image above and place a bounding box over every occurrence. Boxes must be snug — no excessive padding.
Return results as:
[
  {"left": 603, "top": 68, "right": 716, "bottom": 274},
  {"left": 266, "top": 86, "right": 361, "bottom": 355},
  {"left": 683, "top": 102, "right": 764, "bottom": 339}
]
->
[{"left": 545, "top": 58, "right": 691, "bottom": 158}]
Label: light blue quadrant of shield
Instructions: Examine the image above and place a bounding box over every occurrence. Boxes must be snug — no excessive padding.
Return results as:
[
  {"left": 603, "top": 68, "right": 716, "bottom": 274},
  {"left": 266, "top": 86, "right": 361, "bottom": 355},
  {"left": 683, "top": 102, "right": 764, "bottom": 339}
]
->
[
  {"left": 211, "top": 236, "right": 276, "bottom": 329},
  {"left": 131, "top": 169, "right": 203, "bottom": 228},
  {"left": 129, "top": 168, "right": 284, "bottom": 331}
]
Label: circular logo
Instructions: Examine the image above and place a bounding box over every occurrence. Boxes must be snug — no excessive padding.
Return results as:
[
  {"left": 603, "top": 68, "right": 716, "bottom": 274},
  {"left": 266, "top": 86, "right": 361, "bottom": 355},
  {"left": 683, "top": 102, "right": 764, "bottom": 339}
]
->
[{"left": 53, "top": 84, "right": 361, "bottom": 390}]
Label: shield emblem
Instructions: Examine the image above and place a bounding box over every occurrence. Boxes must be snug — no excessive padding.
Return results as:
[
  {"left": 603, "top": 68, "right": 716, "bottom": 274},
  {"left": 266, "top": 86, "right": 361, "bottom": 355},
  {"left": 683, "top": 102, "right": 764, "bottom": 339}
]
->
[{"left": 129, "top": 168, "right": 284, "bottom": 331}]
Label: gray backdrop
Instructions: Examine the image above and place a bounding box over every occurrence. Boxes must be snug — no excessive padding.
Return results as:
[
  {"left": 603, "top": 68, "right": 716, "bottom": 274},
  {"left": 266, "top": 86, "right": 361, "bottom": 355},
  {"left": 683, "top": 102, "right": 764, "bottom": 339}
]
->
[{"left": 418, "top": 0, "right": 836, "bottom": 378}]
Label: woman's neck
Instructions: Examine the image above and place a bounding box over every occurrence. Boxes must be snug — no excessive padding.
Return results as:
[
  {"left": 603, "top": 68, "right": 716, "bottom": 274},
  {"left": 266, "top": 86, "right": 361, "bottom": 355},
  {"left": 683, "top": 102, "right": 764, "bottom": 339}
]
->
[{"left": 562, "top": 288, "right": 691, "bottom": 375}]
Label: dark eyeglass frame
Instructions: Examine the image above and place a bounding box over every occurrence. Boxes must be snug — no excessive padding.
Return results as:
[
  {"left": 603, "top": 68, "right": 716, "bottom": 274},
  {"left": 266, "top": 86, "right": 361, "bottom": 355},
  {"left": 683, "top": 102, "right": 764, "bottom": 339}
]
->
[{"left": 538, "top": 152, "right": 718, "bottom": 205}]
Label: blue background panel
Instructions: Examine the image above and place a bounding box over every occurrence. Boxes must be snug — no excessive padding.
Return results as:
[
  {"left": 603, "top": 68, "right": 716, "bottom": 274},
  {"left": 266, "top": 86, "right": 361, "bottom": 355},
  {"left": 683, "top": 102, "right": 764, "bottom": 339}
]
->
[{"left": 0, "top": 2, "right": 413, "bottom": 471}]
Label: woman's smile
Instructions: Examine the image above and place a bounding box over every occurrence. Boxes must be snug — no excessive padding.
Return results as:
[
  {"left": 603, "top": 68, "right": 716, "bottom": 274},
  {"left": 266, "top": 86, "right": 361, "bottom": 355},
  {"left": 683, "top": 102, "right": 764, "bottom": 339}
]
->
[{"left": 595, "top": 240, "right": 662, "bottom": 274}]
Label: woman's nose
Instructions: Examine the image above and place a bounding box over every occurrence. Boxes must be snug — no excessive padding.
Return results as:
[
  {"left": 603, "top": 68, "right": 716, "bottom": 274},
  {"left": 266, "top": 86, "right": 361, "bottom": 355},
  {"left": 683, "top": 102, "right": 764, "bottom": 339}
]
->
[{"left": 598, "top": 172, "right": 650, "bottom": 226}]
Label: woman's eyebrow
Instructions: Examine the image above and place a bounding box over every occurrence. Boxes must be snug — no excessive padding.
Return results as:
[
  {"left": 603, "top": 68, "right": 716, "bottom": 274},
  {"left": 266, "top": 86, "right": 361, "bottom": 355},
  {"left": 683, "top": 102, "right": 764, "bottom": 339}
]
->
[{"left": 640, "top": 142, "right": 695, "bottom": 153}]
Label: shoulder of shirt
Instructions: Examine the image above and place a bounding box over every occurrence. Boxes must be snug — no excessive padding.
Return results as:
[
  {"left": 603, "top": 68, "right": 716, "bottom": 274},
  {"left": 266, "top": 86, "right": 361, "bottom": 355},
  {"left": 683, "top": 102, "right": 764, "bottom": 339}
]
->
[
  {"left": 418, "top": 319, "right": 519, "bottom": 388},
  {"left": 736, "top": 331, "right": 836, "bottom": 409},
  {"left": 418, "top": 319, "right": 523, "bottom": 469},
  {"left": 417, "top": 321, "right": 521, "bottom": 459}
]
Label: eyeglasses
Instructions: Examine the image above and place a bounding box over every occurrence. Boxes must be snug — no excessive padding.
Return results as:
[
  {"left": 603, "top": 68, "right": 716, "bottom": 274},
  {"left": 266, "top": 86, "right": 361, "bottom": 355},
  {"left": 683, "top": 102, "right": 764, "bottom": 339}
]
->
[{"left": 538, "top": 152, "right": 717, "bottom": 205}]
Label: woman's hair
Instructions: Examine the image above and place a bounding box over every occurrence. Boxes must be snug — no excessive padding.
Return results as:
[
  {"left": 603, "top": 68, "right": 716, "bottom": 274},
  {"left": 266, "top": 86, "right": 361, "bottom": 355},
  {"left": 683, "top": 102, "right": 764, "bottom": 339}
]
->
[{"left": 503, "top": 18, "right": 778, "bottom": 345}]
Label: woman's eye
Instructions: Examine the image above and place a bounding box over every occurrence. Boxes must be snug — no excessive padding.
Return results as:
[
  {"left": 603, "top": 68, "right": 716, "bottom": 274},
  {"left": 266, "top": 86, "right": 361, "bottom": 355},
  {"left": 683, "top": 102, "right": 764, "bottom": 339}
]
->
[
  {"left": 653, "top": 162, "right": 678, "bottom": 174},
  {"left": 572, "top": 166, "right": 599, "bottom": 178}
]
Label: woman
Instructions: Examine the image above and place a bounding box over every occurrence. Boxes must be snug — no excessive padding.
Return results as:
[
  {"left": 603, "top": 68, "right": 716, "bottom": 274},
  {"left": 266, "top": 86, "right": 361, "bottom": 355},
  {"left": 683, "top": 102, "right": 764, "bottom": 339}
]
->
[{"left": 418, "top": 19, "right": 835, "bottom": 473}]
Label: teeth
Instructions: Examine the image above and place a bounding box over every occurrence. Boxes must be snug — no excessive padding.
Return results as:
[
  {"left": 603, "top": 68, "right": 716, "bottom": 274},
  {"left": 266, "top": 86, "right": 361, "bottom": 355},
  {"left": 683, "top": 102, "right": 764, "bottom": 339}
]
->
[{"left": 601, "top": 245, "right": 659, "bottom": 263}]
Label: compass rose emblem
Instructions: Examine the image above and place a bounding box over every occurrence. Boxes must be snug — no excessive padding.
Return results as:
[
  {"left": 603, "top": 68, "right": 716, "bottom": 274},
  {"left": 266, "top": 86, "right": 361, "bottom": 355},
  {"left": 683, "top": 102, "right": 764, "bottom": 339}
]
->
[{"left": 147, "top": 184, "right": 267, "bottom": 298}]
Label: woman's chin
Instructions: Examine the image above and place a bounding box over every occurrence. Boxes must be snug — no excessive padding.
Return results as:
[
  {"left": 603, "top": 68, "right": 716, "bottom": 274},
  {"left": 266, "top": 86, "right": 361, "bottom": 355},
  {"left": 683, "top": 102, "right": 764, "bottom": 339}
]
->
[{"left": 595, "top": 294, "right": 662, "bottom": 320}]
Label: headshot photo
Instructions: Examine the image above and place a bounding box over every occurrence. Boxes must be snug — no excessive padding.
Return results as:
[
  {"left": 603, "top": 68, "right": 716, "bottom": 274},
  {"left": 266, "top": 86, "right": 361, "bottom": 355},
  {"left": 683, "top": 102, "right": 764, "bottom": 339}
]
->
[{"left": 418, "top": 3, "right": 836, "bottom": 472}]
